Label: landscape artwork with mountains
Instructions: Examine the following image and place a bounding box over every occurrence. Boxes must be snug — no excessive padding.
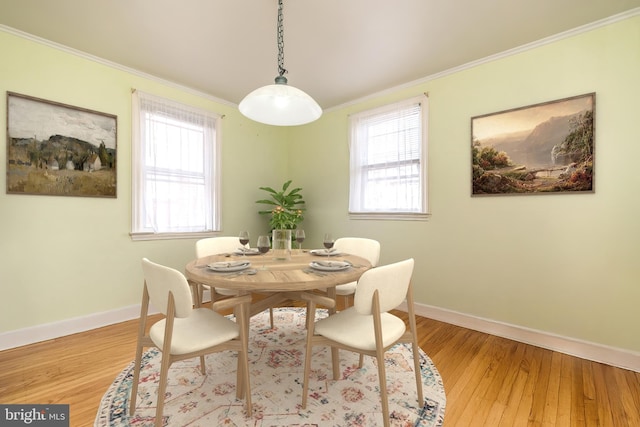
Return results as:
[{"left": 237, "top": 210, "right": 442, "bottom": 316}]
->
[
  {"left": 471, "top": 93, "right": 594, "bottom": 196},
  {"left": 7, "top": 92, "right": 117, "bottom": 197}
]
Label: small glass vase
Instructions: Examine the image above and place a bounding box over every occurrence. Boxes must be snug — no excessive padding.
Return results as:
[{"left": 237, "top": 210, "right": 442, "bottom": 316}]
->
[{"left": 271, "top": 229, "right": 292, "bottom": 260}]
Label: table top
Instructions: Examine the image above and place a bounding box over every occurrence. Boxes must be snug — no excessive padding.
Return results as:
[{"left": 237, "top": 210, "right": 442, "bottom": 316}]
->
[{"left": 185, "top": 250, "right": 372, "bottom": 292}]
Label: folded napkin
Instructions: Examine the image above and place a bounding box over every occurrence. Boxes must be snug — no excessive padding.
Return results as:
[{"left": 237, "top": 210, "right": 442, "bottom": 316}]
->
[
  {"left": 314, "top": 261, "right": 335, "bottom": 267},
  {"left": 312, "top": 260, "right": 349, "bottom": 268},
  {"left": 210, "top": 261, "right": 250, "bottom": 268},
  {"left": 311, "top": 248, "right": 339, "bottom": 255},
  {"left": 236, "top": 247, "right": 259, "bottom": 253}
]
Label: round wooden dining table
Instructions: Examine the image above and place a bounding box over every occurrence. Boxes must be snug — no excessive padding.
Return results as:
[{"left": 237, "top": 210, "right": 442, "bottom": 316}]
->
[{"left": 185, "top": 250, "right": 372, "bottom": 318}]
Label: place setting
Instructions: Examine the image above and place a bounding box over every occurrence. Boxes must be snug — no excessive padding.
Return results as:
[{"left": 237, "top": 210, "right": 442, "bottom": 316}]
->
[
  {"left": 206, "top": 260, "right": 257, "bottom": 276},
  {"left": 201, "top": 231, "right": 270, "bottom": 275},
  {"left": 234, "top": 247, "right": 261, "bottom": 256},
  {"left": 308, "top": 259, "right": 351, "bottom": 271},
  {"left": 233, "top": 231, "right": 262, "bottom": 256},
  {"left": 308, "top": 232, "right": 343, "bottom": 257}
]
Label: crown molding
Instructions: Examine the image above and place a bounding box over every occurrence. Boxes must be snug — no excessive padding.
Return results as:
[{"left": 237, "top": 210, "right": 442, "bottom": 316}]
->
[
  {"left": 327, "top": 7, "right": 640, "bottom": 112},
  {"left": 0, "top": 24, "right": 235, "bottom": 108}
]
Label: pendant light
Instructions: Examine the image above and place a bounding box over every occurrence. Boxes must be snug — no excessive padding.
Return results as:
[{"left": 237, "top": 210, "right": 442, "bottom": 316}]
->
[{"left": 239, "top": 0, "right": 322, "bottom": 126}]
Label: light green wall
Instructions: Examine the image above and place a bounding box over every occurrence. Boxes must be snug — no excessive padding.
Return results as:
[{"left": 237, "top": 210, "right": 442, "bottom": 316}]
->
[
  {"left": 290, "top": 16, "right": 640, "bottom": 352},
  {"left": 2, "top": 15, "right": 639, "bottom": 353},
  {"left": 0, "top": 30, "right": 288, "bottom": 332}
]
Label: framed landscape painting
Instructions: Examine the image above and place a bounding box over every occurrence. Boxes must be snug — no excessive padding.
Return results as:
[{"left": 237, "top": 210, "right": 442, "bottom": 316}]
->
[
  {"left": 6, "top": 92, "right": 117, "bottom": 198},
  {"left": 471, "top": 93, "right": 595, "bottom": 196}
]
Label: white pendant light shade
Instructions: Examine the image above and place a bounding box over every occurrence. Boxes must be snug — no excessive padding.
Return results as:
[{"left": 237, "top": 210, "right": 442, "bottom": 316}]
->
[
  {"left": 238, "top": 0, "right": 322, "bottom": 127},
  {"left": 239, "top": 77, "right": 322, "bottom": 126}
]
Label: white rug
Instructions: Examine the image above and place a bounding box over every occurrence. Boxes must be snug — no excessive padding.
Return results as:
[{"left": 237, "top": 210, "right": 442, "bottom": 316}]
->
[{"left": 95, "top": 307, "right": 446, "bottom": 426}]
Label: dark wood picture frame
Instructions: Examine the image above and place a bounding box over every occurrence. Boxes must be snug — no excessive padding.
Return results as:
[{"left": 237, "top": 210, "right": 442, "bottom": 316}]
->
[
  {"left": 6, "top": 92, "right": 117, "bottom": 198},
  {"left": 471, "top": 93, "right": 595, "bottom": 196}
]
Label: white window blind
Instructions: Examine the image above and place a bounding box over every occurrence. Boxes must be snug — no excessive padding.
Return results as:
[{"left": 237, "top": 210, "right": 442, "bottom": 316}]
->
[
  {"left": 131, "top": 90, "right": 221, "bottom": 238},
  {"left": 348, "top": 95, "right": 428, "bottom": 218}
]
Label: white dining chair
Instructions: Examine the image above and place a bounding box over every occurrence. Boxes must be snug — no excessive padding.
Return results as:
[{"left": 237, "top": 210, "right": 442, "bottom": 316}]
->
[
  {"left": 333, "top": 237, "right": 381, "bottom": 306},
  {"left": 301, "top": 259, "right": 423, "bottom": 427},
  {"left": 195, "top": 236, "right": 274, "bottom": 328},
  {"left": 130, "top": 258, "right": 252, "bottom": 426}
]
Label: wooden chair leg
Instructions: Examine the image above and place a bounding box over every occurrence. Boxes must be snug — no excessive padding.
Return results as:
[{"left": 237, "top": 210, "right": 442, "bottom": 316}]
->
[
  {"left": 130, "top": 285, "right": 149, "bottom": 416},
  {"left": 376, "top": 349, "right": 390, "bottom": 427},
  {"left": 155, "top": 353, "right": 172, "bottom": 427},
  {"left": 269, "top": 308, "right": 274, "bottom": 329},
  {"left": 228, "top": 301, "right": 251, "bottom": 415},
  {"left": 406, "top": 283, "right": 424, "bottom": 405},
  {"left": 305, "top": 302, "right": 312, "bottom": 330},
  {"left": 129, "top": 343, "right": 143, "bottom": 415},
  {"left": 331, "top": 347, "right": 340, "bottom": 380},
  {"left": 236, "top": 356, "right": 243, "bottom": 399},
  {"left": 302, "top": 301, "right": 317, "bottom": 409},
  {"left": 411, "top": 342, "right": 423, "bottom": 406}
]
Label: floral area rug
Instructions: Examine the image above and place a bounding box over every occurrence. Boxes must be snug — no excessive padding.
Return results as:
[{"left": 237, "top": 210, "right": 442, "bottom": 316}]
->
[{"left": 95, "top": 307, "right": 446, "bottom": 426}]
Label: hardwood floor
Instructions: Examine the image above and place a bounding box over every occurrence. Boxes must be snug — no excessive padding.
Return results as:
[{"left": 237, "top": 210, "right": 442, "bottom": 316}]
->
[{"left": 1, "top": 299, "right": 639, "bottom": 426}]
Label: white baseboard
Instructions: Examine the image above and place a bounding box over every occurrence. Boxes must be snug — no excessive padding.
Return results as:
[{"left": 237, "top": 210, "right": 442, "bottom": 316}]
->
[
  {"left": 0, "top": 291, "right": 212, "bottom": 352},
  {"left": 3, "top": 299, "right": 639, "bottom": 374},
  {"left": 0, "top": 305, "right": 144, "bottom": 351},
  {"left": 398, "top": 301, "right": 640, "bottom": 373}
]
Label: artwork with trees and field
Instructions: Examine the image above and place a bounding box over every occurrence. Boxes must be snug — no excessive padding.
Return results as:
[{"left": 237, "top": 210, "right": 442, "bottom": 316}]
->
[
  {"left": 7, "top": 92, "right": 117, "bottom": 197},
  {"left": 471, "top": 93, "right": 595, "bottom": 196}
]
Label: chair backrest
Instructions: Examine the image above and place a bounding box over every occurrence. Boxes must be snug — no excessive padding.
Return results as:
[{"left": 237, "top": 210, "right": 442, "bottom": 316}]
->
[
  {"left": 195, "top": 236, "right": 241, "bottom": 258},
  {"left": 141, "top": 258, "right": 194, "bottom": 318},
  {"left": 353, "top": 258, "right": 414, "bottom": 315},
  {"left": 334, "top": 237, "right": 381, "bottom": 267}
]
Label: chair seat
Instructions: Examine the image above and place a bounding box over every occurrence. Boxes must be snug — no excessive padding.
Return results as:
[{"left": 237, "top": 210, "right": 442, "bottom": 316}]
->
[
  {"left": 149, "top": 308, "right": 240, "bottom": 355},
  {"left": 335, "top": 281, "right": 356, "bottom": 296},
  {"left": 314, "top": 308, "right": 406, "bottom": 351}
]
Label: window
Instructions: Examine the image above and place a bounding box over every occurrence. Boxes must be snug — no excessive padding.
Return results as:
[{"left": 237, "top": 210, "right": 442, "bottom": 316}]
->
[
  {"left": 131, "top": 90, "right": 221, "bottom": 239},
  {"left": 348, "top": 95, "right": 428, "bottom": 219}
]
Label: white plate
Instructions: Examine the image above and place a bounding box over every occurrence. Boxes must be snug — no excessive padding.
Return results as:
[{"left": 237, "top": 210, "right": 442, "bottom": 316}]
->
[
  {"left": 310, "top": 249, "right": 342, "bottom": 257},
  {"left": 208, "top": 261, "right": 251, "bottom": 272},
  {"left": 309, "top": 261, "right": 351, "bottom": 272},
  {"left": 233, "top": 248, "right": 261, "bottom": 256}
]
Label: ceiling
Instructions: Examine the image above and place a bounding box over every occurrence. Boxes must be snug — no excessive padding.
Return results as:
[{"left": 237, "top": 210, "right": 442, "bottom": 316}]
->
[{"left": 1, "top": 1, "right": 639, "bottom": 110}]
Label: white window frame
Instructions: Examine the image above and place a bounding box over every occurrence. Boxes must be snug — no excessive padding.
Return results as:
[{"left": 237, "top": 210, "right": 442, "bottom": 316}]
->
[
  {"left": 348, "top": 94, "right": 429, "bottom": 220},
  {"left": 131, "top": 90, "right": 221, "bottom": 240}
]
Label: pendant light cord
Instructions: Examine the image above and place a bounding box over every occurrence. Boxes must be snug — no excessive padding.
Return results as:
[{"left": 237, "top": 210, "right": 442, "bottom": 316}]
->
[{"left": 277, "top": 0, "right": 287, "bottom": 77}]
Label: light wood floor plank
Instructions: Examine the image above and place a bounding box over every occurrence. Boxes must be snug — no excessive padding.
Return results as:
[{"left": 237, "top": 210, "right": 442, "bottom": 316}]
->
[
  {"left": 513, "top": 345, "right": 544, "bottom": 424},
  {"left": 556, "top": 354, "right": 574, "bottom": 426},
  {"left": 570, "top": 356, "right": 587, "bottom": 426},
  {"left": 485, "top": 340, "right": 527, "bottom": 426},
  {"left": 541, "top": 351, "right": 562, "bottom": 426},
  {"left": 498, "top": 345, "right": 537, "bottom": 427}
]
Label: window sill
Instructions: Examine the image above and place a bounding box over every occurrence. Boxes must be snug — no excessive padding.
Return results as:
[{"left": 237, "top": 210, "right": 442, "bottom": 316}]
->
[
  {"left": 347, "top": 212, "right": 431, "bottom": 221},
  {"left": 130, "top": 231, "right": 221, "bottom": 241}
]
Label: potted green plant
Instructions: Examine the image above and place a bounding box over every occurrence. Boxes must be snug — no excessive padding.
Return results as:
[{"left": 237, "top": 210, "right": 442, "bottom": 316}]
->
[
  {"left": 256, "top": 180, "right": 305, "bottom": 230},
  {"left": 256, "top": 180, "right": 305, "bottom": 259}
]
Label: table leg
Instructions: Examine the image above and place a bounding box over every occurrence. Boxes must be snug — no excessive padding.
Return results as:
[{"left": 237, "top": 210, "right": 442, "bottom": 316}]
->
[
  {"left": 188, "top": 280, "right": 202, "bottom": 308},
  {"left": 326, "top": 286, "right": 337, "bottom": 315}
]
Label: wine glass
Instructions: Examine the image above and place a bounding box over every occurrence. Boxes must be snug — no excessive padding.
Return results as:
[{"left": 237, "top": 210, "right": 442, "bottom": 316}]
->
[
  {"left": 323, "top": 233, "right": 334, "bottom": 258},
  {"left": 256, "top": 235, "right": 270, "bottom": 269},
  {"left": 239, "top": 231, "right": 250, "bottom": 255},
  {"left": 295, "top": 229, "right": 306, "bottom": 252}
]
